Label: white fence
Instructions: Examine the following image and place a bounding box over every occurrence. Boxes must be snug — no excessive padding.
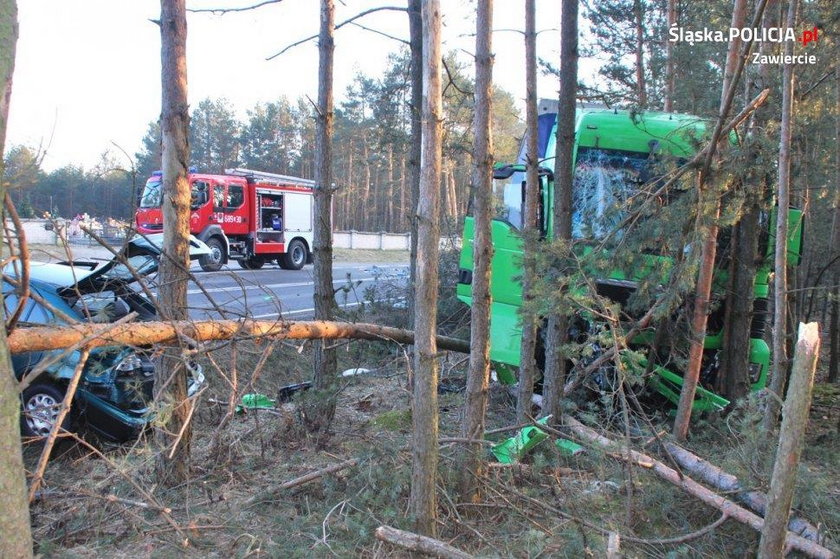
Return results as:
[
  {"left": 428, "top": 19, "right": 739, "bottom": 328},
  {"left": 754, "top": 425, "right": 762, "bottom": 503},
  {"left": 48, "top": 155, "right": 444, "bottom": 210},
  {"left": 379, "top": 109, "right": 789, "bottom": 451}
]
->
[
  {"left": 8, "top": 219, "right": 60, "bottom": 245},
  {"left": 333, "top": 230, "right": 410, "bottom": 250},
  {"left": 9, "top": 220, "right": 458, "bottom": 252},
  {"left": 332, "top": 231, "right": 460, "bottom": 251},
  {"left": 6, "top": 219, "right": 127, "bottom": 246}
]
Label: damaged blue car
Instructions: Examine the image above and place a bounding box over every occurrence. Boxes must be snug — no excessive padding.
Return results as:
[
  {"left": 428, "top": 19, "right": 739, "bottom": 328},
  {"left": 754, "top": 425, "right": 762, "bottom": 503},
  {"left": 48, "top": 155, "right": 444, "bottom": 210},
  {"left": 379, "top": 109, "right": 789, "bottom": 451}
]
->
[{"left": 7, "top": 235, "right": 208, "bottom": 442}]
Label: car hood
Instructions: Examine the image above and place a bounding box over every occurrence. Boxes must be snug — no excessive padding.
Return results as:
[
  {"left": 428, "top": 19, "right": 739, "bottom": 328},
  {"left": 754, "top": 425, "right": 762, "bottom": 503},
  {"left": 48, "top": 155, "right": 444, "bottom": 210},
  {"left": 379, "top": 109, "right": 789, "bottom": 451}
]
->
[{"left": 24, "top": 234, "right": 210, "bottom": 295}]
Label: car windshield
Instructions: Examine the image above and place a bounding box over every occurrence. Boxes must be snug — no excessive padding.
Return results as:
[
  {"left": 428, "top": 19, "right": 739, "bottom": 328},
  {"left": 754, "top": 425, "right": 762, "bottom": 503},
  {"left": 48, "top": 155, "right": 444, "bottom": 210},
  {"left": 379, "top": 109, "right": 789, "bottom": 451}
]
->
[
  {"left": 572, "top": 147, "right": 650, "bottom": 239},
  {"left": 101, "top": 254, "right": 158, "bottom": 282},
  {"left": 139, "top": 179, "right": 162, "bottom": 208}
]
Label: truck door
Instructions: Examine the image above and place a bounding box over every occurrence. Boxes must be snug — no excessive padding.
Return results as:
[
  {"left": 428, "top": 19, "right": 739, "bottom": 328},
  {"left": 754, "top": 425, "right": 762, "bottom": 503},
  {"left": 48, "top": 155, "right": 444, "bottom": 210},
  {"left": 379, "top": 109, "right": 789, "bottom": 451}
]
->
[
  {"left": 207, "top": 181, "right": 248, "bottom": 236},
  {"left": 189, "top": 178, "right": 213, "bottom": 233},
  {"left": 222, "top": 181, "right": 249, "bottom": 236}
]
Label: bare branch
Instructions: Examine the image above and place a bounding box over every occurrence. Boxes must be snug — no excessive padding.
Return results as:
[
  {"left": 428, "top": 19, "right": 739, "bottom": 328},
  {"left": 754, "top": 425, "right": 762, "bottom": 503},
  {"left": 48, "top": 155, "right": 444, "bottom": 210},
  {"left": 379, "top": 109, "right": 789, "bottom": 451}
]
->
[
  {"left": 187, "top": 0, "right": 286, "bottom": 14},
  {"left": 266, "top": 6, "right": 406, "bottom": 60},
  {"left": 347, "top": 21, "right": 408, "bottom": 45}
]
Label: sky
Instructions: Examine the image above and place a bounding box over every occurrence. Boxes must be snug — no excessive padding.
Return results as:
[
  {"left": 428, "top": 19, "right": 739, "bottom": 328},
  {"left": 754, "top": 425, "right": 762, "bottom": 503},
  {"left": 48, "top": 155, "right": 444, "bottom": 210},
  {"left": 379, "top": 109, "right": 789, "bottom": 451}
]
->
[{"left": 7, "top": 0, "right": 582, "bottom": 171}]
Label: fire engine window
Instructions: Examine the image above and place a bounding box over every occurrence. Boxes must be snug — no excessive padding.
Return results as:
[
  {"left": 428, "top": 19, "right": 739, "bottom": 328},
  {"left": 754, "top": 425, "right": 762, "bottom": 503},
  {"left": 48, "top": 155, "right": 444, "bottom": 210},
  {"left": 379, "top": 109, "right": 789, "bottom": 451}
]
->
[
  {"left": 227, "top": 185, "right": 244, "bottom": 209},
  {"left": 191, "top": 180, "right": 210, "bottom": 209},
  {"left": 213, "top": 185, "right": 225, "bottom": 210}
]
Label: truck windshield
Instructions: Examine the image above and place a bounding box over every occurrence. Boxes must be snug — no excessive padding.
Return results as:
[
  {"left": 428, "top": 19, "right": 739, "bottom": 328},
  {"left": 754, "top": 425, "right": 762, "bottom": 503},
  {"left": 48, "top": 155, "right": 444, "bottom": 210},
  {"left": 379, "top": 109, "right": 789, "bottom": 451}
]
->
[
  {"left": 572, "top": 147, "right": 650, "bottom": 239},
  {"left": 139, "top": 180, "right": 162, "bottom": 209},
  {"left": 139, "top": 179, "right": 209, "bottom": 209}
]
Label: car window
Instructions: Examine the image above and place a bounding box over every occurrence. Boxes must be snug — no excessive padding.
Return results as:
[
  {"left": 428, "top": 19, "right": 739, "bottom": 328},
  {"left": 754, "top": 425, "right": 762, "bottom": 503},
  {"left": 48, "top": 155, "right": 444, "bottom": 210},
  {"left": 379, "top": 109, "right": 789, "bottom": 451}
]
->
[
  {"left": 213, "top": 184, "right": 225, "bottom": 211},
  {"left": 3, "top": 292, "right": 22, "bottom": 319},
  {"left": 26, "top": 300, "right": 53, "bottom": 324}
]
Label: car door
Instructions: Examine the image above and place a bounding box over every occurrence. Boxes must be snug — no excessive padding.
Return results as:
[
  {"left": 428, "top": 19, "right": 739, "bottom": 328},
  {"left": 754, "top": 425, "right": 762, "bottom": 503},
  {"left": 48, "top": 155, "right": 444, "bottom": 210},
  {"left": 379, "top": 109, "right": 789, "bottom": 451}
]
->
[{"left": 2, "top": 283, "right": 46, "bottom": 376}]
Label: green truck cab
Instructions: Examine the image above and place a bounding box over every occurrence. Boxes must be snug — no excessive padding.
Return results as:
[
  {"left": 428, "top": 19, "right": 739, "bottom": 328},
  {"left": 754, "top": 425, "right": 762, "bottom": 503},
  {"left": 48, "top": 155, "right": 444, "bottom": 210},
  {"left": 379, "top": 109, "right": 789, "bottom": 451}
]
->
[{"left": 457, "top": 106, "right": 803, "bottom": 411}]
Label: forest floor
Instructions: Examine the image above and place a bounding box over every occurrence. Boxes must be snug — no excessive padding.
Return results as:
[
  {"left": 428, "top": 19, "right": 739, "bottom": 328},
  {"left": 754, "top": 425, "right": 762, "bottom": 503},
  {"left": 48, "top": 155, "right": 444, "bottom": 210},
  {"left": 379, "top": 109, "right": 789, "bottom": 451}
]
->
[{"left": 20, "top": 253, "right": 840, "bottom": 559}]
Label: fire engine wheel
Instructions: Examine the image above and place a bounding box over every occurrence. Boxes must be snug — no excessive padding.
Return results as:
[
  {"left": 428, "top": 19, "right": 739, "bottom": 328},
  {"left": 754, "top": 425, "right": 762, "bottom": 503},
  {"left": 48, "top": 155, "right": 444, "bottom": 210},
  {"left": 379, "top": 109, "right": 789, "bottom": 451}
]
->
[
  {"left": 279, "top": 239, "right": 307, "bottom": 270},
  {"left": 238, "top": 257, "right": 265, "bottom": 270},
  {"left": 199, "top": 238, "right": 225, "bottom": 272}
]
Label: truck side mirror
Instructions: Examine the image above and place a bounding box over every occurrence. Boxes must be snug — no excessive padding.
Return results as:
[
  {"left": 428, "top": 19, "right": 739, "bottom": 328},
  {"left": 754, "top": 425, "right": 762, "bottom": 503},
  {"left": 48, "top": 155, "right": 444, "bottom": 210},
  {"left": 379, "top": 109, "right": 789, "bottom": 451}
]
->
[{"left": 493, "top": 165, "right": 515, "bottom": 180}]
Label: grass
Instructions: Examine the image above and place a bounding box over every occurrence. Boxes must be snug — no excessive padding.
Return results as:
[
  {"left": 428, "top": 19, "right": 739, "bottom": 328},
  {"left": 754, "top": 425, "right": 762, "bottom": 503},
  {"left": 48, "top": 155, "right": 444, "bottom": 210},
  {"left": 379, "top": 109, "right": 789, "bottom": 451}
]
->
[
  {"left": 24, "top": 337, "right": 840, "bottom": 558},
  {"left": 18, "top": 250, "right": 840, "bottom": 558}
]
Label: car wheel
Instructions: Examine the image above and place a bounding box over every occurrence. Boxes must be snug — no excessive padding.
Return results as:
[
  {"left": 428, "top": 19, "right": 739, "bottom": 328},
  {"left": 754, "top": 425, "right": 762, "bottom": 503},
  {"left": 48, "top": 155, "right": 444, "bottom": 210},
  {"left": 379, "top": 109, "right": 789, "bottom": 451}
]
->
[
  {"left": 20, "top": 383, "right": 71, "bottom": 437},
  {"left": 199, "top": 237, "right": 225, "bottom": 272},
  {"left": 238, "top": 256, "right": 265, "bottom": 270},
  {"left": 280, "top": 239, "right": 307, "bottom": 270}
]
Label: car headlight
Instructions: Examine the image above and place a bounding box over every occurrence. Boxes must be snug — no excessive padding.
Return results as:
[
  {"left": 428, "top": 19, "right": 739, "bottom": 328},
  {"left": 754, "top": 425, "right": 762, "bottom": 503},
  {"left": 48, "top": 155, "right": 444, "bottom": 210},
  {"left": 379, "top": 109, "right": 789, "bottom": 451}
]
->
[{"left": 115, "top": 354, "right": 144, "bottom": 372}]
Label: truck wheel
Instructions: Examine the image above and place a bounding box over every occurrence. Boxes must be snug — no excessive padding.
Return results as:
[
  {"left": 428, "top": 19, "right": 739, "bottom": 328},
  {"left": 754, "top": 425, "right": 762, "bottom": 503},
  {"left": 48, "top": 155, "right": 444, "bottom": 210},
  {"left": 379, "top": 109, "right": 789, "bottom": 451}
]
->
[
  {"left": 20, "top": 383, "right": 71, "bottom": 437},
  {"left": 238, "top": 256, "right": 265, "bottom": 270},
  {"left": 199, "top": 237, "right": 225, "bottom": 272},
  {"left": 280, "top": 239, "right": 307, "bottom": 270}
]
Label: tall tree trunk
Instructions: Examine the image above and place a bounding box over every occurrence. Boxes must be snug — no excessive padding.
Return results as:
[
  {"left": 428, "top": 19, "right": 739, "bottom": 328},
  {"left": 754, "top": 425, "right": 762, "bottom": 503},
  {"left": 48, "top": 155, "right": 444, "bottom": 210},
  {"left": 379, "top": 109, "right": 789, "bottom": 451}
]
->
[
  {"left": 0, "top": 2, "right": 33, "bottom": 556},
  {"left": 673, "top": 0, "right": 749, "bottom": 440},
  {"left": 448, "top": 164, "right": 459, "bottom": 220},
  {"left": 543, "top": 0, "right": 578, "bottom": 422},
  {"left": 342, "top": 139, "right": 353, "bottom": 230},
  {"left": 441, "top": 163, "right": 451, "bottom": 219},
  {"left": 828, "top": 64, "right": 840, "bottom": 384},
  {"left": 386, "top": 143, "right": 394, "bottom": 231},
  {"left": 516, "top": 0, "right": 540, "bottom": 425},
  {"left": 632, "top": 0, "right": 647, "bottom": 108},
  {"left": 763, "top": 0, "right": 797, "bottom": 432},
  {"left": 407, "top": 0, "right": 422, "bottom": 324},
  {"left": 155, "top": 0, "right": 192, "bottom": 483},
  {"left": 758, "top": 323, "right": 820, "bottom": 557},
  {"left": 409, "top": 0, "right": 442, "bottom": 537},
  {"left": 361, "top": 138, "right": 371, "bottom": 230},
  {"left": 663, "top": 0, "right": 676, "bottom": 112},
  {"left": 458, "top": 0, "right": 493, "bottom": 504},
  {"left": 719, "top": 0, "right": 777, "bottom": 401},
  {"left": 399, "top": 152, "right": 407, "bottom": 231},
  {"left": 309, "top": 0, "right": 338, "bottom": 437}
]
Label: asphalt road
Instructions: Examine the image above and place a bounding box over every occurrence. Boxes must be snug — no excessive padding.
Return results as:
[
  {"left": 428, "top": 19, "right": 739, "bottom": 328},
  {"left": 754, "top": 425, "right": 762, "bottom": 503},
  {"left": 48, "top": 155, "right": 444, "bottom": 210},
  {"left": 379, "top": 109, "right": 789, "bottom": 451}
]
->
[{"left": 184, "top": 262, "right": 409, "bottom": 321}]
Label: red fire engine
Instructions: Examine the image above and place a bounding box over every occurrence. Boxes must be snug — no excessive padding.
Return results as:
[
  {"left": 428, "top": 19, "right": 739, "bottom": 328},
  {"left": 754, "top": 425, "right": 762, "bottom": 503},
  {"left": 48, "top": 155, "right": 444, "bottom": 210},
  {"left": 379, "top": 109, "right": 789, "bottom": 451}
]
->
[{"left": 135, "top": 168, "right": 315, "bottom": 272}]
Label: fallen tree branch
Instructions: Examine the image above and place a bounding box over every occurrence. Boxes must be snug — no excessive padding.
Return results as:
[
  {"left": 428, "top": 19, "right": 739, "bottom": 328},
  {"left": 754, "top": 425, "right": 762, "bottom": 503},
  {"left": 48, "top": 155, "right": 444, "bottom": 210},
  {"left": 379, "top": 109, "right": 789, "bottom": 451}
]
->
[
  {"left": 564, "top": 417, "right": 835, "bottom": 559},
  {"left": 375, "top": 525, "right": 474, "bottom": 559},
  {"left": 660, "top": 440, "right": 826, "bottom": 543},
  {"left": 7, "top": 319, "right": 470, "bottom": 354},
  {"left": 278, "top": 458, "right": 358, "bottom": 491},
  {"left": 247, "top": 459, "right": 359, "bottom": 505}
]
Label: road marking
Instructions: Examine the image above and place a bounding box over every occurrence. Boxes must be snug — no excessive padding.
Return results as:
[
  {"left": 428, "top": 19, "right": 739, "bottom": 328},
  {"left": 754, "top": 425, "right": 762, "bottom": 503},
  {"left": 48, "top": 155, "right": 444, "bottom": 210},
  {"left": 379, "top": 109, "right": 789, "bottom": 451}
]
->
[
  {"left": 252, "top": 300, "right": 365, "bottom": 319},
  {"left": 187, "top": 276, "right": 380, "bottom": 296},
  {"left": 251, "top": 295, "right": 406, "bottom": 319}
]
